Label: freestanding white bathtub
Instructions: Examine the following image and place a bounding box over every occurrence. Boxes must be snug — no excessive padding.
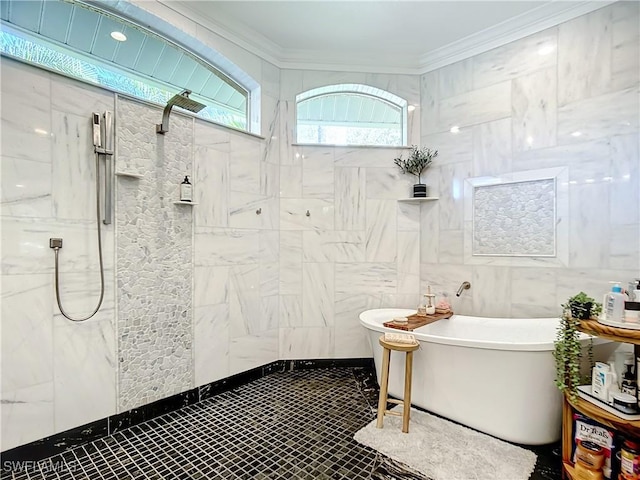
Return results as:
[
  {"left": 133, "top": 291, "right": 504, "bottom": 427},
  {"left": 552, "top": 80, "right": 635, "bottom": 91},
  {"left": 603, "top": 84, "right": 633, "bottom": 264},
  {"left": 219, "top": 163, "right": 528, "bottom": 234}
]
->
[{"left": 360, "top": 308, "right": 616, "bottom": 445}]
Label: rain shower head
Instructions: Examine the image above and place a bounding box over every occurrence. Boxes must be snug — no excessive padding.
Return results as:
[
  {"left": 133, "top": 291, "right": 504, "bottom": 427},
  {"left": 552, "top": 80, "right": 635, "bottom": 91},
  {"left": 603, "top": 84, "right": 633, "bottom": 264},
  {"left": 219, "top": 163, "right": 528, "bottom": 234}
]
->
[{"left": 156, "top": 90, "right": 206, "bottom": 134}]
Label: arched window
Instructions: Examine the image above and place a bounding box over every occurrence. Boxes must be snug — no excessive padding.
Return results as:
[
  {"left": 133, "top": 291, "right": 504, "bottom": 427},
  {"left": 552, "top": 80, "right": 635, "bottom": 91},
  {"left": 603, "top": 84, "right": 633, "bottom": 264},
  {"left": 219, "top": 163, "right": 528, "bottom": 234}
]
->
[
  {"left": 296, "top": 84, "right": 408, "bottom": 147},
  {"left": 0, "top": 0, "right": 254, "bottom": 132}
]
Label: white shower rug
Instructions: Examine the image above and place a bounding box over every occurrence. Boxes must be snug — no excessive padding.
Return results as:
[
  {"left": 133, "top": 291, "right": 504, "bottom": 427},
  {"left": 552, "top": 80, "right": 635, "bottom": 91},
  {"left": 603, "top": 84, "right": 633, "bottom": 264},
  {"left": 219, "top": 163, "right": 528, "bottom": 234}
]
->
[{"left": 354, "top": 408, "right": 537, "bottom": 480}]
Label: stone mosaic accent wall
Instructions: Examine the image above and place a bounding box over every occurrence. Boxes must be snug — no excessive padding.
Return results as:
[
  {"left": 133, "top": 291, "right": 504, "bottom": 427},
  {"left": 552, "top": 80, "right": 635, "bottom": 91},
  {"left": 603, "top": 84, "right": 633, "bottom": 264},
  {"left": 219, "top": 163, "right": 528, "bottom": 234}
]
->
[
  {"left": 116, "top": 97, "right": 194, "bottom": 411},
  {"left": 473, "top": 179, "right": 555, "bottom": 256}
]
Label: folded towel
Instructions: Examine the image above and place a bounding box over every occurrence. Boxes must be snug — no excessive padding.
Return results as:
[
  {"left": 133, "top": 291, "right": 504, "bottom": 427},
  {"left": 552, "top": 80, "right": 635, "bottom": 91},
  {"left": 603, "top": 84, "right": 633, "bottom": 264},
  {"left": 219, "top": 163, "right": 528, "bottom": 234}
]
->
[{"left": 384, "top": 332, "right": 417, "bottom": 344}]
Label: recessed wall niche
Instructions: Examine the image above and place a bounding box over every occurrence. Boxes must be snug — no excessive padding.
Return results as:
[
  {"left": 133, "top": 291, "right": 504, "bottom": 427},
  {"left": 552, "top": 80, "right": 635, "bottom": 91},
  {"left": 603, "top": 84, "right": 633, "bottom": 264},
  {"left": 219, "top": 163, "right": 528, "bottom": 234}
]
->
[{"left": 463, "top": 168, "right": 569, "bottom": 267}]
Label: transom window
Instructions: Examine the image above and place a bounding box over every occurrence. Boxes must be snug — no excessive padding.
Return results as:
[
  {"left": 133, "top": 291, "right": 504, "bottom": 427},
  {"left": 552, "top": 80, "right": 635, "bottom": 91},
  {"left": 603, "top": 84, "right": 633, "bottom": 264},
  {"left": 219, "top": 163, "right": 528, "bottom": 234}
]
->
[
  {"left": 0, "top": 0, "right": 250, "bottom": 131},
  {"left": 296, "top": 84, "right": 408, "bottom": 147}
]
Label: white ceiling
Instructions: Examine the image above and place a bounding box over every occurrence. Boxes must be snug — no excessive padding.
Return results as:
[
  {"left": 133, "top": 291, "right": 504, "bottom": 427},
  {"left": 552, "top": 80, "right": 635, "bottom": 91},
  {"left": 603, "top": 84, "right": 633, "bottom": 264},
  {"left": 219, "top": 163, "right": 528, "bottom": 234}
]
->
[{"left": 163, "top": 0, "right": 610, "bottom": 73}]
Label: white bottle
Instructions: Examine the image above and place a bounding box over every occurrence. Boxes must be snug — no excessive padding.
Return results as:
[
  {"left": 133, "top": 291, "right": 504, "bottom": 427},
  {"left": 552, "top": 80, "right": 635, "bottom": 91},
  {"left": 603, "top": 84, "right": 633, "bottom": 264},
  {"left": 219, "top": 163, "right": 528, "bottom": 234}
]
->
[
  {"left": 180, "top": 176, "right": 192, "bottom": 202},
  {"left": 603, "top": 282, "right": 626, "bottom": 323}
]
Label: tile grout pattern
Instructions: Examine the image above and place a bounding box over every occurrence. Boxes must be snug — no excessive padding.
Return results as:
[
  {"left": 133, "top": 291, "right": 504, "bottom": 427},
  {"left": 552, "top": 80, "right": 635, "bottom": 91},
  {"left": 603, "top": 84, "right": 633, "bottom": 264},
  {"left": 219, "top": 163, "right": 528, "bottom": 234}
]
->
[
  {"left": 2, "top": 369, "right": 380, "bottom": 480},
  {"left": 1, "top": 367, "right": 560, "bottom": 480}
]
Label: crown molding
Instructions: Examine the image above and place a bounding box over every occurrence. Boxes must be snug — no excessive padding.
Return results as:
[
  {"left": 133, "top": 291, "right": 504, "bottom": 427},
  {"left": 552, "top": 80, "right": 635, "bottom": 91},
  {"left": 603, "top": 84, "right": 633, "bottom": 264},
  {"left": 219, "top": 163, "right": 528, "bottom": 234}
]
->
[
  {"left": 161, "top": 0, "right": 616, "bottom": 75},
  {"left": 417, "top": 0, "right": 616, "bottom": 73}
]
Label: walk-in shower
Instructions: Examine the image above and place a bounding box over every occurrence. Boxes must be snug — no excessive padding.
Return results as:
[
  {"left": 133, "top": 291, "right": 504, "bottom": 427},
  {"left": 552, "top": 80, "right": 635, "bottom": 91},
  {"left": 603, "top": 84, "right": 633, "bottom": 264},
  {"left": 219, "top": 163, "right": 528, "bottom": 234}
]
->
[
  {"left": 156, "top": 89, "right": 206, "bottom": 134},
  {"left": 49, "top": 111, "right": 113, "bottom": 322}
]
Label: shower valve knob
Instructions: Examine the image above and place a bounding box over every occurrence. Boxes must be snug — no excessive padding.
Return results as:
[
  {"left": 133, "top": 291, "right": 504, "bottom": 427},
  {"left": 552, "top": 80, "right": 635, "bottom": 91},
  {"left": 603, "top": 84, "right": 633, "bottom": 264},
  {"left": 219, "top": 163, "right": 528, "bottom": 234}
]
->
[{"left": 49, "top": 238, "right": 63, "bottom": 249}]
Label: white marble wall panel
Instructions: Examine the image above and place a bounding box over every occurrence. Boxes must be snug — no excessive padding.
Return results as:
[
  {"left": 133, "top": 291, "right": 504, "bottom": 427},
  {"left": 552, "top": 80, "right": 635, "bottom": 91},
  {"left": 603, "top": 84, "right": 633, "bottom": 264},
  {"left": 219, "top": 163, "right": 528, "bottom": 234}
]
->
[
  {"left": 280, "top": 165, "right": 303, "bottom": 198},
  {"left": 397, "top": 231, "right": 420, "bottom": 294},
  {"left": 513, "top": 138, "right": 611, "bottom": 172},
  {"left": 333, "top": 147, "right": 403, "bottom": 168},
  {"left": 260, "top": 262, "right": 279, "bottom": 298},
  {"left": 194, "top": 146, "right": 229, "bottom": 227},
  {"left": 195, "top": 227, "right": 260, "bottom": 266},
  {"left": 194, "top": 121, "right": 230, "bottom": 151},
  {"left": 438, "top": 229, "right": 464, "bottom": 264},
  {"left": 397, "top": 203, "right": 420, "bottom": 232},
  {"left": 334, "top": 231, "right": 366, "bottom": 263},
  {"left": 229, "top": 191, "right": 275, "bottom": 229},
  {"left": 335, "top": 167, "right": 366, "bottom": 231},
  {"left": 335, "top": 263, "right": 397, "bottom": 294},
  {"left": 303, "top": 230, "right": 335, "bottom": 263},
  {"left": 611, "top": 2, "right": 640, "bottom": 91},
  {"left": 229, "top": 139, "right": 261, "bottom": 193},
  {"left": 0, "top": 59, "right": 52, "bottom": 163},
  {"left": 279, "top": 100, "right": 298, "bottom": 165},
  {"left": 1, "top": 382, "right": 54, "bottom": 451},
  {"left": 229, "top": 330, "right": 278, "bottom": 375},
  {"left": 229, "top": 264, "right": 261, "bottom": 338},
  {"left": 50, "top": 76, "right": 114, "bottom": 118},
  {"left": 472, "top": 29, "right": 558, "bottom": 89},
  {"left": 472, "top": 118, "right": 512, "bottom": 176},
  {"left": 194, "top": 266, "right": 229, "bottom": 307},
  {"left": 279, "top": 231, "right": 302, "bottom": 295},
  {"left": 366, "top": 168, "right": 414, "bottom": 199},
  {"left": 51, "top": 111, "right": 98, "bottom": 221},
  {"left": 568, "top": 180, "right": 610, "bottom": 269},
  {"left": 280, "top": 295, "right": 302, "bottom": 328},
  {"left": 53, "top": 316, "right": 116, "bottom": 432},
  {"left": 438, "top": 162, "right": 472, "bottom": 230},
  {"left": 421, "top": 129, "right": 473, "bottom": 166},
  {"left": 609, "top": 224, "right": 640, "bottom": 271},
  {"left": 558, "top": 7, "right": 612, "bottom": 106},
  {"left": 512, "top": 68, "right": 557, "bottom": 153},
  {"left": 280, "top": 199, "right": 334, "bottom": 231},
  {"left": 302, "top": 263, "right": 334, "bottom": 327},
  {"left": 610, "top": 133, "right": 639, "bottom": 226},
  {"left": 194, "top": 304, "right": 230, "bottom": 386},
  {"left": 420, "top": 203, "right": 440, "bottom": 264},
  {"left": 421, "top": 71, "right": 439, "bottom": 136},
  {"left": 1, "top": 156, "right": 52, "bottom": 218},
  {"left": 438, "top": 81, "right": 511, "bottom": 132},
  {"left": 510, "top": 267, "right": 558, "bottom": 308},
  {"left": 260, "top": 230, "right": 280, "bottom": 263},
  {"left": 439, "top": 58, "right": 473, "bottom": 99},
  {"left": 557, "top": 87, "right": 639, "bottom": 144},
  {"left": 366, "top": 200, "right": 397, "bottom": 262},
  {"left": 302, "top": 150, "right": 334, "bottom": 198},
  {"left": 261, "top": 159, "right": 280, "bottom": 197},
  {"left": 472, "top": 266, "right": 512, "bottom": 317},
  {"left": 279, "top": 327, "right": 333, "bottom": 360},
  {"left": 1, "top": 275, "right": 52, "bottom": 393}
]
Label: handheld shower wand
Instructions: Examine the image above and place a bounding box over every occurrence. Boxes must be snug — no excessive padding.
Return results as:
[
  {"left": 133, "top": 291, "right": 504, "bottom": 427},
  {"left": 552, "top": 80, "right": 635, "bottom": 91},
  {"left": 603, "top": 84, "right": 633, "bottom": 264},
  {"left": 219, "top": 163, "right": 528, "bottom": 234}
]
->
[{"left": 49, "top": 111, "right": 113, "bottom": 322}]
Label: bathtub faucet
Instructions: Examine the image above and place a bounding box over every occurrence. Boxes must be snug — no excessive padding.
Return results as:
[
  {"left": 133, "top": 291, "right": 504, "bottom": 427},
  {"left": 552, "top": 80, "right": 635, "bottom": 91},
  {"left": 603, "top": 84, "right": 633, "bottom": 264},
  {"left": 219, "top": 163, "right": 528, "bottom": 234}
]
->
[{"left": 456, "top": 281, "right": 471, "bottom": 297}]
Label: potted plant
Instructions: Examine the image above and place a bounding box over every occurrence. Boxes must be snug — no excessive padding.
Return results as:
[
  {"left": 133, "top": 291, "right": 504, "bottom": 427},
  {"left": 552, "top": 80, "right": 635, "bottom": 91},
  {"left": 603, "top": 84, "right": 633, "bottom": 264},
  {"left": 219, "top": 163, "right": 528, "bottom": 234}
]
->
[
  {"left": 393, "top": 146, "right": 438, "bottom": 197},
  {"left": 554, "top": 293, "right": 600, "bottom": 401}
]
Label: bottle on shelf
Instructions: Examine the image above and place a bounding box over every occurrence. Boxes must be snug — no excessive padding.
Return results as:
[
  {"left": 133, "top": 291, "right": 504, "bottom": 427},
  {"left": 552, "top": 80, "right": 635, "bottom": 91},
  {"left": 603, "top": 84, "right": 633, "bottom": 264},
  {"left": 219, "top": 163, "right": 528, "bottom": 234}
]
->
[
  {"left": 602, "top": 282, "right": 626, "bottom": 323},
  {"left": 180, "top": 176, "right": 192, "bottom": 202},
  {"left": 622, "top": 359, "right": 638, "bottom": 398}
]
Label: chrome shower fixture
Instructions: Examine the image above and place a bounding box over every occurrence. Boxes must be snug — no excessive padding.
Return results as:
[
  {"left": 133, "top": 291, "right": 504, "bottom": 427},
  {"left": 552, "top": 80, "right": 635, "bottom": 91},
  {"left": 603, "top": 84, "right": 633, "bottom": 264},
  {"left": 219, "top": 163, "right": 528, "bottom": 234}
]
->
[{"left": 156, "top": 90, "right": 206, "bottom": 134}]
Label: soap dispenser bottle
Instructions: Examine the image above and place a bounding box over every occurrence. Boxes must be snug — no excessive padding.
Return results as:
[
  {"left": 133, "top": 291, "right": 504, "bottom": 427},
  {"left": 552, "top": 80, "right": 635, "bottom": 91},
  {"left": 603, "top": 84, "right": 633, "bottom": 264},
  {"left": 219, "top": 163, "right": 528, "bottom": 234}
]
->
[
  {"left": 603, "top": 282, "right": 626, "bottom": 323},
  {"left": 180, "top": 176, "right": 192, "bottom": 202},
  {"left": 622, "top": 358, "right": 638, "bottom": 397}
]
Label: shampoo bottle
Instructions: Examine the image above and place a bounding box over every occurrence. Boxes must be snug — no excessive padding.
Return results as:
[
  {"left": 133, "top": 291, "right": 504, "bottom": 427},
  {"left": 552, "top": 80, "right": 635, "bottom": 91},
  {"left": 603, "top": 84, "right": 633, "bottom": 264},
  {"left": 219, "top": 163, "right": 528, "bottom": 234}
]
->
[
  {"left": 180, "top": 176, "right": 192, "bottom": 202},
  {"left": 622, "top": 359, "right": 637, "bottom": 397},
  {"left": 603, "top": 282, "right": 626, "bottom": 323}
]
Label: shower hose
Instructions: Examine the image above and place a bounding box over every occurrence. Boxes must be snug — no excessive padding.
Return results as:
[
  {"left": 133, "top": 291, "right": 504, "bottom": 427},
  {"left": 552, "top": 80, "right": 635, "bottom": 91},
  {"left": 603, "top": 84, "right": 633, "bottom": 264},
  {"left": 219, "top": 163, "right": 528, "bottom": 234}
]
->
[{"left": 52, "top": 151, "right": 105, "bottom": 321}]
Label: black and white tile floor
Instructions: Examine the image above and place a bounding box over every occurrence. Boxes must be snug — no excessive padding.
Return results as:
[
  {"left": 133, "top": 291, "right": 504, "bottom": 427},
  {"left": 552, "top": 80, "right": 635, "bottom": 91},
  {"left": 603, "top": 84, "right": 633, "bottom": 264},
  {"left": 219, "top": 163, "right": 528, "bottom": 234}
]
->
[{"left": 2, "top": 368, "right": 561, "bottom": 480}]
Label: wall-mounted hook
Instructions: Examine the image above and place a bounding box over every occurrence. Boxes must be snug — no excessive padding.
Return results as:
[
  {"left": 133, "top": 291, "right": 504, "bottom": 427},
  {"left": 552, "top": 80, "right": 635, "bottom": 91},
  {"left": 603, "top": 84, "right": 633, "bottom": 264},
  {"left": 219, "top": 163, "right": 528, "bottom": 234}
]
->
[
  {"left": 256, "top": 208, "right": 262, "bottom": 215},
  {"left": 305, "top": 210, "right": 311, "bottom": 217}
]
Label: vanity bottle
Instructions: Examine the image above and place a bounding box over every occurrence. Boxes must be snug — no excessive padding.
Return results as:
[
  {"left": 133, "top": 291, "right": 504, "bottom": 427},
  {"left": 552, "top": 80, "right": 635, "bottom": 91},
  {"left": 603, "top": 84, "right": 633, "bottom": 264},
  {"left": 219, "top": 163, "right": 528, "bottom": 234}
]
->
[
  {"left": 180, "top": 176, "right": 192, "bottom": 202},
  {"left": 622, "top": 359, "right": 638, "bottom": 398},
  {"left": 603, "top": 283, "right": 626, "bottom": 323}
]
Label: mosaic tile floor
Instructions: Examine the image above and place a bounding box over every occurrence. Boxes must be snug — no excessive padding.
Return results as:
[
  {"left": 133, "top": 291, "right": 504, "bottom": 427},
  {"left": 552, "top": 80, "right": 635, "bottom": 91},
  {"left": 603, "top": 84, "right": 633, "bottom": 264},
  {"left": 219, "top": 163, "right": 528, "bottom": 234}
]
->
[{"left": 2, "top": 367, "right": 561, "bottom": 480}]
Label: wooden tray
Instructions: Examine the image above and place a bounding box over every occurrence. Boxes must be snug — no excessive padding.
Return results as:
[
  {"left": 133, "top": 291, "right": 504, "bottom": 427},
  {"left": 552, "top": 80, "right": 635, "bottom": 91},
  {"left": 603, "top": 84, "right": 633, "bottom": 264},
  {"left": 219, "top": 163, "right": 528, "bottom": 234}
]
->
[{"left": 383, "top": 311, "right": 453, "bottom": 331}]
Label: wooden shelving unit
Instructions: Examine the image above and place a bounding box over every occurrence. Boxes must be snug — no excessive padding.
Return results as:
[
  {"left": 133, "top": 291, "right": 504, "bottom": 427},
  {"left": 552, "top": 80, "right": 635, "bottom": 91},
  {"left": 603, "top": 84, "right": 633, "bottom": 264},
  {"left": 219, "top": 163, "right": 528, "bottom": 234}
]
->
[{"left": 562, "top": 320, "right": 640, "bottom": 479}]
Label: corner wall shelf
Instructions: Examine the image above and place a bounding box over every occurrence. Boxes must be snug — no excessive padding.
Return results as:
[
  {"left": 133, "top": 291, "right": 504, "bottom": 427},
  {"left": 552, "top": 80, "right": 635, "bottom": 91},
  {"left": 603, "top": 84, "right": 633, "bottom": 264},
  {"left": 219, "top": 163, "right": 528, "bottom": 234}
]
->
[
  {"left": 398, "top": 197, "right": 439, "bottom": 202},
  {"left": 115, "top": 172, "right": 144, "bottom": 179},
  {"left": 173, "top": 201, "right": 198, "bottom": 205}
]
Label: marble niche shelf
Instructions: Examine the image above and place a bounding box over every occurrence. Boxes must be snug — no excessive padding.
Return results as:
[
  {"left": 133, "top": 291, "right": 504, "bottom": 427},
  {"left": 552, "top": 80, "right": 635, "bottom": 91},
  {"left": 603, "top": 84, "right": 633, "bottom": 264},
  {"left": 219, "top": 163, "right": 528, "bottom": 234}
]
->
[
  {"left": 397, "top": 197, "right": 439, "bottom": 203},
  {"left": 173, "top": 201, "right": 199, "bottom": 205}
]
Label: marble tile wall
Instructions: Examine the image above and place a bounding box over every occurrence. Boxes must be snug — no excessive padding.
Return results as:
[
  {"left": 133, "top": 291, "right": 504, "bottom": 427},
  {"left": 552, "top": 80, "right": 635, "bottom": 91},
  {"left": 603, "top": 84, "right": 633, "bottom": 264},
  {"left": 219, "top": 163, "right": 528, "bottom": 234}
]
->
[
  {"left": 1, "top": 59, "right": 117, "bottom": 450},
  {"left": 420, "top": 2, "right": 640, "bottom": 318},
  {"left": 278, "top": 69, "right": 423, "bottom": 358}
]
